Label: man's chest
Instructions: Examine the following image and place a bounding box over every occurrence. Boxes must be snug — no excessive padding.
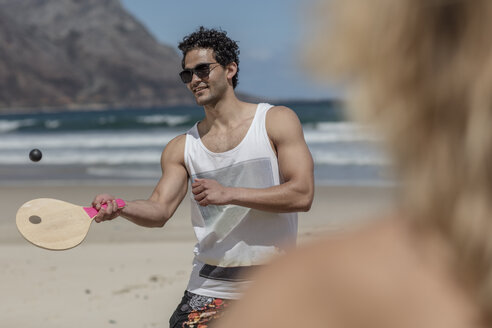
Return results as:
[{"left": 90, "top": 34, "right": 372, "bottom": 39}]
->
[{"left": 200, "top": 126, "right": 250, "bottom": 153}]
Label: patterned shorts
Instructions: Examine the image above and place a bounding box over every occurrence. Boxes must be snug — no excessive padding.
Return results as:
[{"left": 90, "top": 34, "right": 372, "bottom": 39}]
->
[{"left": 169, "top": 291, "right": 233, "bottom": 328}]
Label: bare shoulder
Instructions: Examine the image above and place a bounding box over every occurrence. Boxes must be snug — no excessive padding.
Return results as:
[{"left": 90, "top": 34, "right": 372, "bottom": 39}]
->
[
  {"left": 266, "top": 105, "right": 301, "bottom": 125},
  {"left": 220, "top": 218, "right": 479, "bottom": 328},
  {"left": 161, "top": 134, "right": 186, "bottom": 164},
  {"left": 220, "top": 218, "right": 404, "bottom": 327},
  {"left": 265, "top": 105, "right": 303, "bottom": 142},
  {"left": 263, "top": 218, "right": 411, "bottom": 287},
  {"left": 165, "top": 134, "right": 187, "bottom": 149}
]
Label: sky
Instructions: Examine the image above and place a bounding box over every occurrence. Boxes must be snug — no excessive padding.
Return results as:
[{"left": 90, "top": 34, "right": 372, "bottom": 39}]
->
[{"left": 120, "top": 0, "right": 339, "bottom": 100}]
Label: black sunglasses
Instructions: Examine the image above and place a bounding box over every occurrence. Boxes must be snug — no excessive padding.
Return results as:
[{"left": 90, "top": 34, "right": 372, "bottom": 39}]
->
[{"left": 179, "top": 62, "right": 220, "bottom": 83}]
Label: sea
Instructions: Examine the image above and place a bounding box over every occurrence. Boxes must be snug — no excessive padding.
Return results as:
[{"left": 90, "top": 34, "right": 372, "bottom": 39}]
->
[{"left": 0, "top": 101, "right": 393, "bottom": 186}]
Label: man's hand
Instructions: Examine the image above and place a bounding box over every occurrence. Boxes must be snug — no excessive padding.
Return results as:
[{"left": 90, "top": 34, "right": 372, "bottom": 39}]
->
[
  {"left": 92, "top": 193, "right": 123, "bottom": 223},
  {"left": 191, "top": 178, "right": 232, "bottom": 206}
]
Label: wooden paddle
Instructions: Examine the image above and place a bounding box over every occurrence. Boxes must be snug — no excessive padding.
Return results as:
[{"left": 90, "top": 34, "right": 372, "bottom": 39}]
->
[{"left": 16, "top": 198, "right": 126, "bottom": 250}]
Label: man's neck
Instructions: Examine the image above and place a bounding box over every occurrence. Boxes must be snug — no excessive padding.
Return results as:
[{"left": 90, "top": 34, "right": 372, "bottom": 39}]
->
[{"left": 201, "top": 92, "right": 252, "bottom": 128}]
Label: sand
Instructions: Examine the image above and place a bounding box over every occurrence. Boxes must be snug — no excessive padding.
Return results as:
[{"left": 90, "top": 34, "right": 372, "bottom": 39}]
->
[{"left": 0, "top": 184, "right": 395, "bottom": 327}]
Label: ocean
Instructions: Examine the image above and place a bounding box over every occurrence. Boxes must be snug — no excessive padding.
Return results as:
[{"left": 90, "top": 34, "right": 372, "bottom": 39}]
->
[{"left": 0, "top": 101, "right": 392, "bottom": 186}]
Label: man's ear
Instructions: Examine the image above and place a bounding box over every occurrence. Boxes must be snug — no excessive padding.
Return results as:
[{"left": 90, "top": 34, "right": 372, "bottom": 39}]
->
[{"left": 226, "top": 62, "right": 238, "bottom": 83}]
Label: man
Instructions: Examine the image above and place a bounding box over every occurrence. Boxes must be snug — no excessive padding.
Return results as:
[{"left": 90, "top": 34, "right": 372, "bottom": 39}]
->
[{"left": 92, "top": 26, "right": 314, "bottom": 327}]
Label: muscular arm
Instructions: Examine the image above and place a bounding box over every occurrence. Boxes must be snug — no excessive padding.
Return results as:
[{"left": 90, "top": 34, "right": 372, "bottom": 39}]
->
[
  {"left": 192, "top": 106, "right": 314, "bottom": 212},
  {"left": 93, "top": 135, "right": 188, "bottom": 227}
]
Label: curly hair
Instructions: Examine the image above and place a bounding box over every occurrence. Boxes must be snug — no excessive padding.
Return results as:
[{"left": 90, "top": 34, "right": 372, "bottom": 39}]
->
[{"left": 178, "top": 26, "right": 240, "bottom": 88}]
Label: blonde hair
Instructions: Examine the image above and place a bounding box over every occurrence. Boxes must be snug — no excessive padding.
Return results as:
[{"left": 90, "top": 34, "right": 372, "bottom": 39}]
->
[{"left": 308, "top": 0, "right": 492, "bottom": 322}]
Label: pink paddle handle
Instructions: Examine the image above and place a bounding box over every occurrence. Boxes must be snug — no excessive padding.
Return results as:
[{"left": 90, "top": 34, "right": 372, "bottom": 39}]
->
[{"left": 83, "top": 199, "right": 126, "bottom": 219}]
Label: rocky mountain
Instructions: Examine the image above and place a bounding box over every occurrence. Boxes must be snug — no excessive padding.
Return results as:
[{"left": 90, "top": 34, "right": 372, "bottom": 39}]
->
[{"left": 0, "top": 0, "right": 195, "bottom": 112}]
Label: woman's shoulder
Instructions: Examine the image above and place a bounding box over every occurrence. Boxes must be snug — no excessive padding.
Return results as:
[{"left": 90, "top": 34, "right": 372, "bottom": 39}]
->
[{"left": 220, "top": 216, "right": 480, "bottom": 328}]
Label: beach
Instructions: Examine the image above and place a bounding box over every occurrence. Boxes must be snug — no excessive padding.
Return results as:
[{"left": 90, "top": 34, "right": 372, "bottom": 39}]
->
[
  {"left": 0, "top": 183, "right": 395, "bottom": 327},
  {"left": 0, "top": 101, "right": 395, "bottom": 327}
]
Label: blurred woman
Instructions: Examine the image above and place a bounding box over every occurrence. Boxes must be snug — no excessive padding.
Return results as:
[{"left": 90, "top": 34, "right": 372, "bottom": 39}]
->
[{"left": 216, "top": 0, "right": 492, "bottom": 327}]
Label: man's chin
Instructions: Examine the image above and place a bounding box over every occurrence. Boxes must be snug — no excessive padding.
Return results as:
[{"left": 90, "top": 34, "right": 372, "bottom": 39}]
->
[
  {"left": 194, "top": 95, "right": 212, "bottom": 106},
  {"left": 195, "top": 98, "right": 206, "bottom": 106}
]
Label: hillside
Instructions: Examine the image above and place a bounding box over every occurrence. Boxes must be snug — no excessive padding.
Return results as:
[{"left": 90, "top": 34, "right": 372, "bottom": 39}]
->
[{"left": 0, "top": 0, "right": 194, "bottom": 112}]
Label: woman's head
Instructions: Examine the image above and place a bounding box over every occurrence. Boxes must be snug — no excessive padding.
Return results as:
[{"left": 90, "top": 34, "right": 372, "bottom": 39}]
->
[{"left": 308, "top": 0, "right": 492, "bottom": 321}]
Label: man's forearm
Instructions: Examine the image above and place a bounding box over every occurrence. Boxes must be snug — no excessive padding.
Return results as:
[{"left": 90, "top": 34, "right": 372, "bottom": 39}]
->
[
  {"left": 228, "top": 182, "right": 313, "bottom": 213},
  {"left": 192, "top": 177, "right": 313, "bottom": 212},
  {"left": 119, "top": 199, "right": 172, "bottom": 227}
]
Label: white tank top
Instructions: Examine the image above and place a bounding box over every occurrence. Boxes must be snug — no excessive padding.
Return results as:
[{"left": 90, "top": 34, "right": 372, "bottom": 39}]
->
[{"left": 183, "top": 103, "right": 298, "bottom": 299}]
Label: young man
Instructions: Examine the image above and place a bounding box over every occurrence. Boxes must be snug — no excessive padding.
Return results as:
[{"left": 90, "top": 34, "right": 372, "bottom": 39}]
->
[{"left": 92, "top": 26, "right": 314, "bottom": 327}]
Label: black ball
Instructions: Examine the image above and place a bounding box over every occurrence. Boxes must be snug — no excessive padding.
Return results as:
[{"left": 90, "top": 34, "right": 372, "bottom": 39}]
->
[{"left": 29, "top": 149, "right": 42, "bottom": 162}]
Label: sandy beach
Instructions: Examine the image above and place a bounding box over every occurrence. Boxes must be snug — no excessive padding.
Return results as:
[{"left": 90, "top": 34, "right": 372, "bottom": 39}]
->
[{"left": 0, "top": 183, "right": 395, "bottom": 327}]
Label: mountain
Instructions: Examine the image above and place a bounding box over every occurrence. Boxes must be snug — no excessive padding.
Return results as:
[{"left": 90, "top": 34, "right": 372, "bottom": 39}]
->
[{"left": 0, "top": 0, "right": 195, "bottom": 112}]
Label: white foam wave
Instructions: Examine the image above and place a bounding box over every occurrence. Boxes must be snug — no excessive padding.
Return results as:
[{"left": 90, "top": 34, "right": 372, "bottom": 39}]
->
[
  {"left": 137, "top": 114, "right": 190, "bottom": 126},
  {"left": 0, "top": 123, "right": 387, "bottom": 167},
  {"left": 44, "top": 120, "right": 61, "bottom": 129},
  {"left": 0, "top": 121, "right": 376, "bottom": 148},
  {"left": 87, "top": 167, "right": 161, "bottom": 178},
  {"left": 304, "top": 122, "right": 380, "bottom": 143},
  {"left": 311, "top": 151, "right": 389, "bottom": 166},
  {"left": 0, "top": 149, "right": 162, "bottom": 165},
  {"left": 0, "top": 119, "right": 37, "bottom": 133},
  {"left": 0, "top": 131, "right": 178, "bottom": 150},
  {"left": 0, "top": 148, "right": 388, "bottom": 166}
]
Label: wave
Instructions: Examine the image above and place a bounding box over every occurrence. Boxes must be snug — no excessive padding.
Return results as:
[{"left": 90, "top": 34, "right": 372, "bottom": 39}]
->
[
  {"left": 0, "top": 103, "right": 393, "bottom": 185},
  {"left": 0, "top": 122, "right": 377, "bottom": 151},
  {"left": 0, "top": 122, "right": 389, "bottom": 167},
  {"left": 87, "top": 167, "right": 161, "bottom": 178},
  {"left": 311, "top": 151, "right": 389, "bottom": 166},
  {"left": 136, "top": 114, "right": 191, "bottom": 126},
  {"left": 0, "top": 113, "right": 198, "bottom": 133},
  {"left": 0, "top": 102, "right": 343, "bottom": 133},
  {"left": 0, "top": 119, "right": 37, "bottom": 133},
  {"left": 303, "top": 122, "right": 380, "bottom": 143},
  {"left": 0, "top": 131, "right": 180, "bottom": 150},
  {"left": 0, "top": 148, "right": 388, "bottom": 167},
  {"left": 0, "top": 149, "right": 161, "bottom": 165}
]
